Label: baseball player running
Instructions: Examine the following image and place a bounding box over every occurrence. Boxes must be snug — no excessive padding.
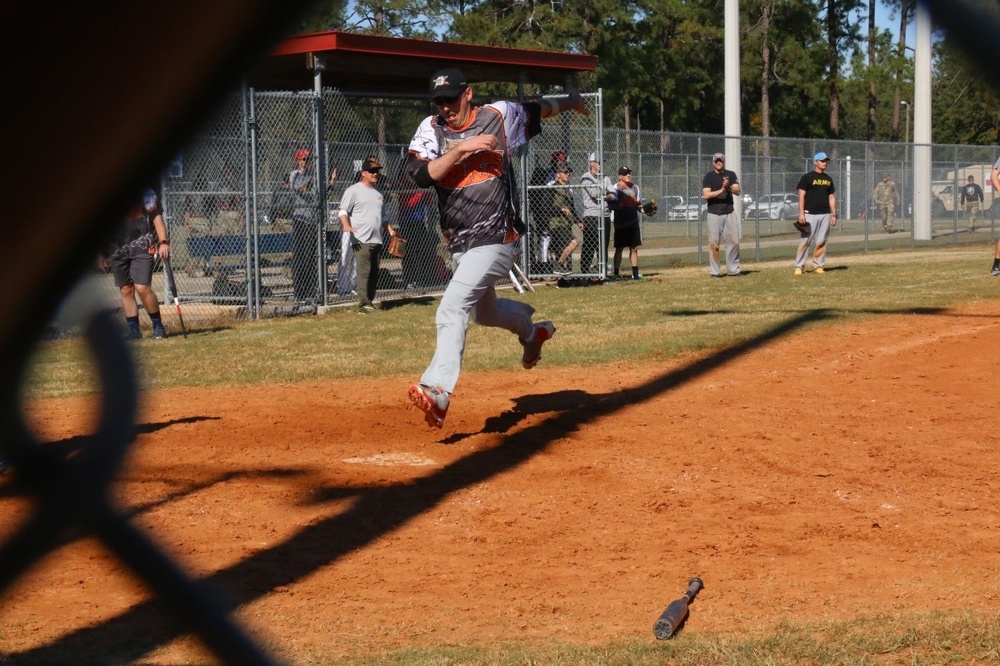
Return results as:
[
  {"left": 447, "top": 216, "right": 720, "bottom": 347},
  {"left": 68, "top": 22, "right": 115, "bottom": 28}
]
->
[{"left": 404, "top": 67, "right": 588, "bottom": 428}]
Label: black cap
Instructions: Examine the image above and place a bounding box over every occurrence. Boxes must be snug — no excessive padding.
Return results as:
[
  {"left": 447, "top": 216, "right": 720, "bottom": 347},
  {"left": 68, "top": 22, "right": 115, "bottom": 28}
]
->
[
  {"left": 618, "top": 166, "right": 632, "bottom": 176},
  {"left": 362, "top": 157, "right": 382, "bottom": 172},
  {"left": 430, "top": 68, "right": 468, "bottom": 101}
]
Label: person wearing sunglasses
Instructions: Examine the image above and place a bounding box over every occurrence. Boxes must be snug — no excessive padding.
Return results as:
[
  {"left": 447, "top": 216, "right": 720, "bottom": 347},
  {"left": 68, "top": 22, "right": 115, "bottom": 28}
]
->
[
  {"left": 794, "top": 152, "right": 838, "bottom": 276},
  {"left": 404, "top": 67, "right": 589, "bottom": 428}
]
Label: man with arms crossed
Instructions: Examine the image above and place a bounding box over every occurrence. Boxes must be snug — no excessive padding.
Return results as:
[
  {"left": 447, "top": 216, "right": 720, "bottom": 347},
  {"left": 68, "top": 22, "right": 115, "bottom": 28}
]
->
[
  {"left": 794, "top": 152, "right": 837, "bottom": 275},
  {"left": 404, "top": 67, "right": 588, "bottom": 428},
  {"left": 702, "top": 152, "right": 742, "bottom": 277},
  {"left": 580, "top": 152, "right": 612, "bottom": 273}
]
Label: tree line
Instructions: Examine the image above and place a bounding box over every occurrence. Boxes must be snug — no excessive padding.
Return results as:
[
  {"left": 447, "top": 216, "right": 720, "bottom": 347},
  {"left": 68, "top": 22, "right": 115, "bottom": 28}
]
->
[{"left": 302, "top": 0, "right": 1000, "bottom": 146}]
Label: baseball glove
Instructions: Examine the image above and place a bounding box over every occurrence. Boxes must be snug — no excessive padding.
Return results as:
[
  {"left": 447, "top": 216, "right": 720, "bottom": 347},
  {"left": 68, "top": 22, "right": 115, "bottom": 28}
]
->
[
  {"left": 793, "top": 220, "right": 811, "bottom": 234},
  {"left": 388, "top": 234, "right": 407, "bottom": 258},
  {"left": 641, "top": 198, "right": 658, "bottom": 216}
]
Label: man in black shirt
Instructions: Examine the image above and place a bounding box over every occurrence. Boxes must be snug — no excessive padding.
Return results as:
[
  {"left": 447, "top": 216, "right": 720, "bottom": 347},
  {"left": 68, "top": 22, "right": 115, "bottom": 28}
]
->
[
  {"left": 702, "top": 152, "right": 742, "bottom": 277},
  {"left": 794, "top": 152, "right": 837, "bottom": 276},
  {"left": 961, "top": 175, "right": 984, "bottom": 232}
]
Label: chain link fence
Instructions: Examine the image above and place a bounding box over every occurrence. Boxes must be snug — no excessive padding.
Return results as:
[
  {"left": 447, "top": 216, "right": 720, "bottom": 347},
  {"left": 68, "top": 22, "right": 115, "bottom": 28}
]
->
[
  {"left": 75, "top": 85, "right": 1000, "bottom": 335},
  {"left": 604, "top": 132, "right": 1000, "bottom": 269}
]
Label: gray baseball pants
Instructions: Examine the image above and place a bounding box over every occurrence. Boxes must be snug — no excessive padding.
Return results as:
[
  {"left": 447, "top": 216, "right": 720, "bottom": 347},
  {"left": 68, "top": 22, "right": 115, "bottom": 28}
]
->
[
  {"left": 420, "top": 241, "right": 535, "bottom": 394},
  {"left": 707, "top": 212, "right": 741, "bottom": 276},
  {"left": 795, "top": 213, "right": 832, "bottom": 269}
]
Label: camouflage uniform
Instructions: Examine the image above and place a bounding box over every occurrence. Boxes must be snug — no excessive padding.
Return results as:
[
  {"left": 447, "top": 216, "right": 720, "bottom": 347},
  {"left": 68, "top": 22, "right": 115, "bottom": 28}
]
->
[{"left": 872, "top": 177, "right": 899, "bottom": 231}]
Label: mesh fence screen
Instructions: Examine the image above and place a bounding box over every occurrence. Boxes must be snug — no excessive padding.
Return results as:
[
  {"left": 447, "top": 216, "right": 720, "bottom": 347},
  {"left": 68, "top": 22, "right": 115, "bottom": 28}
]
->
[{"left": 80, "top": 85, "right": 1000, "bottom": 336}]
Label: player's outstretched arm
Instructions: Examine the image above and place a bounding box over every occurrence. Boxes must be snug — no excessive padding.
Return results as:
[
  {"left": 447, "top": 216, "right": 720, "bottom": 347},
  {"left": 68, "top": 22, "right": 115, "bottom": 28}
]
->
[{"left": 541, "top": 91, "right": 589, "bottom": 118}]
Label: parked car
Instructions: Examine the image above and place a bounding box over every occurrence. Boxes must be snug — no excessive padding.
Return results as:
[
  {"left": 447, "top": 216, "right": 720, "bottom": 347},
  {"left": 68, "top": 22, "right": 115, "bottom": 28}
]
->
[
  {"left": 744, "top": 192, "right": 798, "bottom": 220},
  {"left": 661, "top": 195, "right": 684, "bottom": 211},
  {"left": 667, "top": 202, "right": 703, "bottom": 221}
]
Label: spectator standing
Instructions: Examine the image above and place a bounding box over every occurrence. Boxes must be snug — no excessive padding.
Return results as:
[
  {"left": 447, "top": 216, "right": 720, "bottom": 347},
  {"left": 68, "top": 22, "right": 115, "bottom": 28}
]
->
[
  {"left": 872, "top": 173, "right": 900, "bottom": 232},
  {"left": 288, "top": 148, "right": 325, "bottom": 302},
  {"left": 580, "top": 152, "right": 612, "bottom": 273},
  {"left": 607, "top": 166, "right": 651, "bottom": 280},
  {"left": 100, "top": 187, "right": 170, "bottom": 339},
  {"left": 549, "top": 163, "right": 584, "bottom": 275},
  {"left": 794, "top": 152, "right": 837, "bottom": 275},
  {"left": 404, "top": 67, "right": 587, "bottom": 428},
  {"left": 338, "top": 157, "right": 395, "bottom": 313},
  {"left": 961, "top": 175, "right": 984, "bottom": 232},
  {"left": 528, "top": 150, "right": 564, "bottom": 273},
  {"left": 702, "top": 152, "right": 742, "bottom": 277}
]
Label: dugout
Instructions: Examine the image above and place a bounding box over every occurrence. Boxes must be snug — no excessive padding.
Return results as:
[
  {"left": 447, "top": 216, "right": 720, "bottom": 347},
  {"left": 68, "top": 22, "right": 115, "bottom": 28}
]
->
[{"left": 161, "top": 31, "right": 599, "bottom": 322}]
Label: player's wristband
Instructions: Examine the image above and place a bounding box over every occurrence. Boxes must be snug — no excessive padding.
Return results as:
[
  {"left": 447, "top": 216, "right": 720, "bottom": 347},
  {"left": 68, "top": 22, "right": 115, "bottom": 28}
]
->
[{"left": 159, "top": 239, "right": 169, "bottom": 244}]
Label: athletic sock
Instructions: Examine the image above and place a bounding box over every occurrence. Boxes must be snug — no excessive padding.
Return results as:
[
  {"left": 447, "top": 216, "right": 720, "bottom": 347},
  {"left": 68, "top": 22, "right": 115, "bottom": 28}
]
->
[
  {"left": 126, "top": 315, "right": 140, "bottom": 332},
  {"left": 632, "top": 266, "right": 639, "bottom": 279},
  {"left": 149, "top": 311, "right": 163, "bottom": 326}
]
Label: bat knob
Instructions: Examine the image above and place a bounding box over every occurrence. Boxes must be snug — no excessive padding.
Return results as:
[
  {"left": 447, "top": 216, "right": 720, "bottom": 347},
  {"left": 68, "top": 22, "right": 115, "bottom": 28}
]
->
[{"left": 652, "top": 619, "right": 674, "bottom": 640}]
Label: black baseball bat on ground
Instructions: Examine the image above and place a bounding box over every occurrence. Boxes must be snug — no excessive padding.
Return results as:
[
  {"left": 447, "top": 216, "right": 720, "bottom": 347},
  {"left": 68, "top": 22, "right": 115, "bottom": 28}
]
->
[
  {"left": 162, "top": 256, "right": 188, "bottom": 338},
  {"left": 653, "top": 577, "right": 704, "bottom": 640}
]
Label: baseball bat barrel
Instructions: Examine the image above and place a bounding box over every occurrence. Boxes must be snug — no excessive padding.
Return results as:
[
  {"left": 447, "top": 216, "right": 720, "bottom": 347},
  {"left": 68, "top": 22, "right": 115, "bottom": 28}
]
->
[
  {"left": 161, "top": 257, "right": 188, "bottom": 338},
  {"left": 653, "top": 577, "right": 703, "bottom": 640}
]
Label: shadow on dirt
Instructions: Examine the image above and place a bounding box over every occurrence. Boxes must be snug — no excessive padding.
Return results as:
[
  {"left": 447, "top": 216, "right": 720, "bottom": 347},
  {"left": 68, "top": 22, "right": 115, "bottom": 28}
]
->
[{"left": 1, "top": 305, "right": 950, "bottom": 664}]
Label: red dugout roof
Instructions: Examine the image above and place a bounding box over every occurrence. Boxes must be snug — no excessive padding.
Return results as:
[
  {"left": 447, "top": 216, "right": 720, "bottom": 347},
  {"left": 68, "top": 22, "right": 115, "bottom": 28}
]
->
[{"left": 250, "top": 30, "right": 597, "bottom": 93}]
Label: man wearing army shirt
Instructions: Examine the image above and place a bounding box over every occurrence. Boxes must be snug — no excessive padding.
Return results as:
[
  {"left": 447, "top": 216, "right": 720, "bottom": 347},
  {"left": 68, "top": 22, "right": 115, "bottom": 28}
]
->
[{"left": 794, "top": 152, "right": 837, "bottom": 275}]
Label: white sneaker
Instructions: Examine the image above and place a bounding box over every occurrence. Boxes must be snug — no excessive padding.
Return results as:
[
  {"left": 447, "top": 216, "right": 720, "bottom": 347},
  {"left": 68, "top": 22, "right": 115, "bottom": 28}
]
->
[{"left": 408, "top": 383, "right": 450, "bottom": 428}]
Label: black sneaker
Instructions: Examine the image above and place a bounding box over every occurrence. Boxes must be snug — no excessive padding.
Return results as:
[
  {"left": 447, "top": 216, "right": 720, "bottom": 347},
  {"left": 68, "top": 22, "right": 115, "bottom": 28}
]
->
[
  {"left": 152, "top": 323, "right": 167, "bottom": 339},
  {"left": 126, "top": 327, "right": 142, "bottom": 340}
]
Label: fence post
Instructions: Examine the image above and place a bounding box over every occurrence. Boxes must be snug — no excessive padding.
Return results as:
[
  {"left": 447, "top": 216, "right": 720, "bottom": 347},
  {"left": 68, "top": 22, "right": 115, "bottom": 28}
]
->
[
  {"left": 241, "top": 81, "right": 257, "bottom": 319},
  {"left": 312, "top": 58, "right": 328, "bottom": 308}
]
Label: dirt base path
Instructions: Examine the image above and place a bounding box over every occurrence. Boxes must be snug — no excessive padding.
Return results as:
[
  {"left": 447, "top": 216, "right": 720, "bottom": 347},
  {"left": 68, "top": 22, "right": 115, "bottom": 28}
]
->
[{"left": 4, "top": 301, "right": 1000, "bottom": 663}]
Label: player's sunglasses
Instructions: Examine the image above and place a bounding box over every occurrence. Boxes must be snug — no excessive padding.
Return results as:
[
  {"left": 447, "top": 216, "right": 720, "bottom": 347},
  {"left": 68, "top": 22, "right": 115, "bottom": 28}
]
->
[{"left": 432, "top": 92, "right": 464, "bottom": 106}]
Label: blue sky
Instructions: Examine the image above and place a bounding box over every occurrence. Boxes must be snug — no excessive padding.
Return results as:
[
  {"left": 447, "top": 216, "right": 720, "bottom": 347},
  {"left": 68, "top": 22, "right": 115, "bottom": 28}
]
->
[{"left": 873, "top": 2, "right": 915, "bottom": 45}]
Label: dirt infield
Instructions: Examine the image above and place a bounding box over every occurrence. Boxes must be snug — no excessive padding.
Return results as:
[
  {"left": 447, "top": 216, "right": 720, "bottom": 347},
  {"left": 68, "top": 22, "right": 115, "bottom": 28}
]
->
[{"left": 4, "top": 300, "right": 1000, "bottom": 663}]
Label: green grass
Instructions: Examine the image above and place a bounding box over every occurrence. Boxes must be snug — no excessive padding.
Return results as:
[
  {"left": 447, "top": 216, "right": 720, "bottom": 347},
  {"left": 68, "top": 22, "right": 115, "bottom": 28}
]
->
[
  {"left": 21, "top": 245, "right": 1000, "bottom": 400},
  {"left": 288, "top": 610, "right": 1000, "bottom": 665}
]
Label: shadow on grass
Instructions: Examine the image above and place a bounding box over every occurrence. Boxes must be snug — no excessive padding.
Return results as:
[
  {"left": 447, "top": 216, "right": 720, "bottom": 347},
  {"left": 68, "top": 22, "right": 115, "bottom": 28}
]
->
[
  {"left": 379, "top": 295, "right": 440, "bottom": 311},
  {"left": 0, "top": 306, "right": 950, "bottom": 664}
]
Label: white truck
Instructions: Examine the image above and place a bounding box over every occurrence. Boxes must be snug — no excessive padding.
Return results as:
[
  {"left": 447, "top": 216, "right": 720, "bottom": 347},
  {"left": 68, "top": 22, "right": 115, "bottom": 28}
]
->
[{"left": 931, "top": 164, "right": 997, "bottom": 216}]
